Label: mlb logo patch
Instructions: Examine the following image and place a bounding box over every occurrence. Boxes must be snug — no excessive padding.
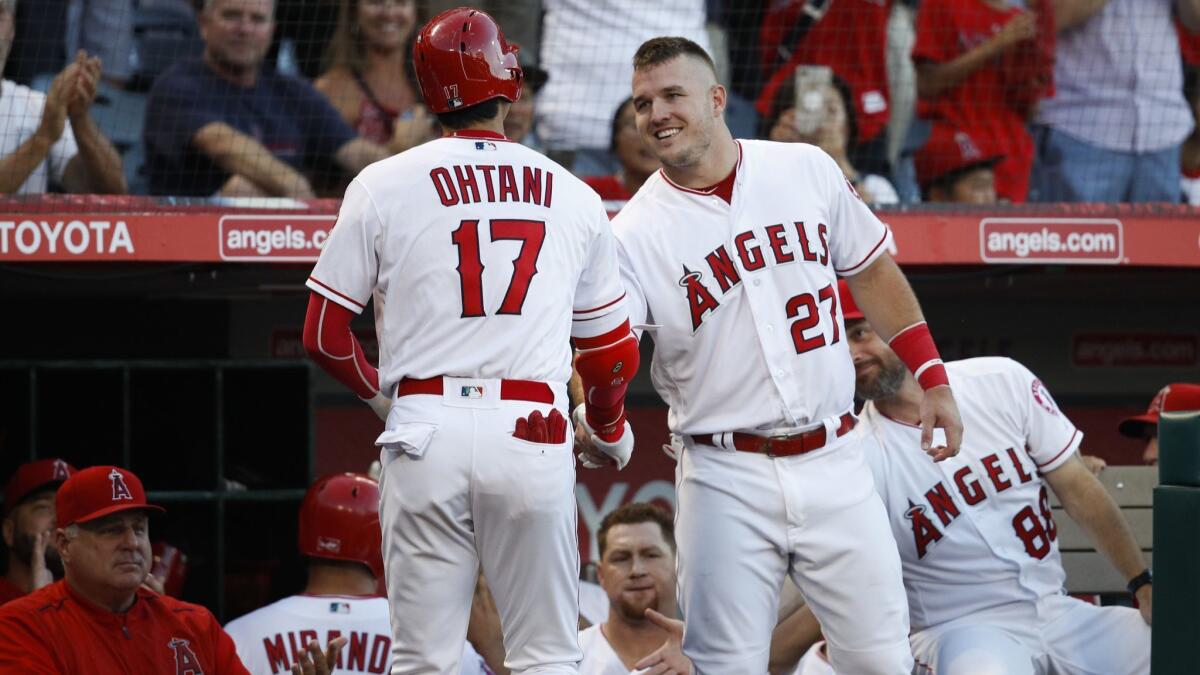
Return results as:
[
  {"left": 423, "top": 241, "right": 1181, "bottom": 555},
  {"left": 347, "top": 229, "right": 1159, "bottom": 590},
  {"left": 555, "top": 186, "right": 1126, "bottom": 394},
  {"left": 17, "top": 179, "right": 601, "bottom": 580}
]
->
[
  {"left": 329, "top": 602, "right": 351, "bottom": 614},
  {"left": 475, "top": 141, "right": 498, "bottom": 151},
  {"left": 460, "top": 385, "right": 485, "bottom": 399}
]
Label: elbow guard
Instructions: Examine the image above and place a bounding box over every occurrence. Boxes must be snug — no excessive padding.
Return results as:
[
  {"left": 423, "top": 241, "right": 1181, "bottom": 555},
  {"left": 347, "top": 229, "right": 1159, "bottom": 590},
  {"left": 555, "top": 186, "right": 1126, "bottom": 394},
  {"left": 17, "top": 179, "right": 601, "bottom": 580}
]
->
[{"left": 574, "top": 322, "right": 640, "bottom": 441}]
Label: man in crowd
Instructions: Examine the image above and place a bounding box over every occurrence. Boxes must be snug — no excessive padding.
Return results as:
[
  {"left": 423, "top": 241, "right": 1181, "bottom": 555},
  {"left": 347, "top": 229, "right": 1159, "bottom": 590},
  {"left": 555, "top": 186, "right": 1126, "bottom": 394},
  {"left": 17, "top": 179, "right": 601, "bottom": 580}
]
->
[
  {"left": 1035, "top": 0, "right": 1200, "bottom": 202},
  {"left": 1119, "top": 382, "right": 1200, "bottom": 466},
  {"left": 0, "top": 0, "right": 125, "bottom": 194},
  {"left": 225, "top": 473, "right": 489, "bottom": 674},
  {"left": 915, "top": 124, "right": 1000, "bottom": 204},
  {"left": 781, "top": 283, "right": 1150, "bottom": 674},
  {"left": 579, "top": 502, "right": 690, "bottom": 674},
  {"left": 0, "top": 458, "right": 76, "bottom": 604},
  {"left": 144, "top": 0, "right": 393, "bottom": 198}
]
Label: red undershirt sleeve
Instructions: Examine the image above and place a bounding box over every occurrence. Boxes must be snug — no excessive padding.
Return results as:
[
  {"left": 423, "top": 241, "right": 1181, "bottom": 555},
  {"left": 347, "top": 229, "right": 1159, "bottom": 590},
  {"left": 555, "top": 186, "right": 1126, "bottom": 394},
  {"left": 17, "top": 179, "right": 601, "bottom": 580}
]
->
[{"left": 302, "top": 292, "right": 381, "bottom": 401}]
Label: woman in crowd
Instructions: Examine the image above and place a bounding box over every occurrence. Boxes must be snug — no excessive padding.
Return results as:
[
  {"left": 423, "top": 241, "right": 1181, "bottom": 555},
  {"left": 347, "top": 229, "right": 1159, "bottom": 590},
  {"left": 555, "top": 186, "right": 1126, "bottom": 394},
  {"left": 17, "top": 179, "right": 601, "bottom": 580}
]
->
[
  {"left": 762, "top": 73, "right": 899, "bottom": 205},
  {"left": 315, "top": 0, "right": 437, "bottom": 154},
  {"left": 585, "top": 98, "right": 662, "bottom": 202}
]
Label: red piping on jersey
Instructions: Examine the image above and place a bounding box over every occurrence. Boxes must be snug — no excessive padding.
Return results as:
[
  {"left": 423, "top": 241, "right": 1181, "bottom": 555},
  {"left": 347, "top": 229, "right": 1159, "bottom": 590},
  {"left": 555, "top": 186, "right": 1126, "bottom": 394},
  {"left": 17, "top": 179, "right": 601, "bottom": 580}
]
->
[
  {"left": 876, "top": 406, "right": 922, "bottom": 429},
  {"left": 574, "top": 320, "right": 634, "bottom": 350},
  {"left": 308, "top": 276, "right": 366, "bottom": 309},
  {"left": 835, "top": 226, "right": 890, "bottom": 274},
  {"left": 657, "top": 138, "right": 739, "bottom": 196},
  {"left": 303, "top": 293, "right": 381, "bottom": 400},
  {"left": 1035, "top": 429, "right": 1080, "bottom": 469},
  {"left": 297, "top": 593, "right": 377, "bottom": 599},
  {"left": 448, "top": 129, "right": 513, "bottom": 142},
  {"left": 573, "top": 292, "right": 626, "bottom": 315}
]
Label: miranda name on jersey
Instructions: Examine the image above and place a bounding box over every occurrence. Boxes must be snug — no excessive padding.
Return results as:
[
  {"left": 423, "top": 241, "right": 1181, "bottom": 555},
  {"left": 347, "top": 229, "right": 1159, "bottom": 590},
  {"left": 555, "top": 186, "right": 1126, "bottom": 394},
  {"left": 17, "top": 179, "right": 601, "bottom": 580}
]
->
[{"left": 681, "top": 220, "right": 831, "bottom": 331}]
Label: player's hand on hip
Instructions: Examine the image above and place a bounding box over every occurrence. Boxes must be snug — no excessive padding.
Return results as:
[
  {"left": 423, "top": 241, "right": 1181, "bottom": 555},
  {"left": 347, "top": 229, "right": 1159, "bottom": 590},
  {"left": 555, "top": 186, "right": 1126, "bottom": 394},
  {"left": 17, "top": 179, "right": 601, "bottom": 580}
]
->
[
  {"left": 920, "top": 385, "right": 963, "bottom": 462},
  {"left": 291, "top": 636, "right": 347, "bottom": 675},
  {"left": 1136, "top": 584, "right": 1152, "bottom": 625},
  {"left": 634, "top": 608, "right": 693, "bottom": 675}
]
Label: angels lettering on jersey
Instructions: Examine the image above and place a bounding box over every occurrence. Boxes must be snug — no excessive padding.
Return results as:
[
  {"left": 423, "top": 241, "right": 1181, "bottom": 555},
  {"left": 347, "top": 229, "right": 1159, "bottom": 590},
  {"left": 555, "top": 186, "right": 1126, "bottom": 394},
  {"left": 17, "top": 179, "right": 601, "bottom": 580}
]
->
[{"left": 680, "top": 220, "right": 831, "bottom": 332}]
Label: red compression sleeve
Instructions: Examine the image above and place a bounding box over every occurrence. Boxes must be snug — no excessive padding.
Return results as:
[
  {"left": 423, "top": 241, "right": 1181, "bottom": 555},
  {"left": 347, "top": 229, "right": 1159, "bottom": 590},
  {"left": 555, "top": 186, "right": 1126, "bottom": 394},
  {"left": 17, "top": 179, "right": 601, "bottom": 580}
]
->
[
  {"left": 888, "top": 321, "right": 950, "bottom": 390},
  {"left": 303, "top": 292, "right": 381, "bottom": 400},
  {"left": 574, "top": 320, "right": 640, "bottom": 442}
]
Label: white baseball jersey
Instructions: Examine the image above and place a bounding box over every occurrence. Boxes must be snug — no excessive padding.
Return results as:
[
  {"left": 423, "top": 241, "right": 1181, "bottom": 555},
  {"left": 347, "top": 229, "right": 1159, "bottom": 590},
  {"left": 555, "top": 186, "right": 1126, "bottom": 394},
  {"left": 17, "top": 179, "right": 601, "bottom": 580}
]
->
[
  {"left": 859, "top": 357, "right": 1082, "bottom": 632},
  {"left": 612, "top": 140, "right": 892, "bottom": 436},
  {"left": 578, "top": 580, "right": 610, "bottom": 627},
  {"left": 222, "top": 594, "right": 488, "bottom": 675},
  {"left": 577, "top": 624, "right": 650, "bottom": 675},
  {"left": 308, "top": 130, "right": 628, "bottom": 393}
]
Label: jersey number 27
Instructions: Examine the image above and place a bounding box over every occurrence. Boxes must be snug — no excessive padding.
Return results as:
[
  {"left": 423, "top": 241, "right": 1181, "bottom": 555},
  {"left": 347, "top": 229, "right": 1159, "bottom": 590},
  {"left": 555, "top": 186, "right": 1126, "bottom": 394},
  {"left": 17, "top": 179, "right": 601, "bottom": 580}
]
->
[{"left": 451, "top": 219, "right": 545, "bottom": 318}]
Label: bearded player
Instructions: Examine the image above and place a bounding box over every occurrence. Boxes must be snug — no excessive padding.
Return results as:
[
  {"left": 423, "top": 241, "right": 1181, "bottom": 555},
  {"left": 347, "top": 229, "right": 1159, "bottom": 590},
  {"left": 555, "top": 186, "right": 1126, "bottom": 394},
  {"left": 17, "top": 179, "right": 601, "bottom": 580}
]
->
[{"left": 837, "top": 280, "right": 1151, "bottom": 675}]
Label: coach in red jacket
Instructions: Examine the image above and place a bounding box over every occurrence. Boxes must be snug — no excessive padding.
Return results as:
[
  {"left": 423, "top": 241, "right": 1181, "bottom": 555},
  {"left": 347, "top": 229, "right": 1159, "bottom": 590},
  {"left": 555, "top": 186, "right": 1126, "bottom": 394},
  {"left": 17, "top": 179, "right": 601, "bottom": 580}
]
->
[{"left": 0, "top": 466, "right": 347, "bottom": 674}]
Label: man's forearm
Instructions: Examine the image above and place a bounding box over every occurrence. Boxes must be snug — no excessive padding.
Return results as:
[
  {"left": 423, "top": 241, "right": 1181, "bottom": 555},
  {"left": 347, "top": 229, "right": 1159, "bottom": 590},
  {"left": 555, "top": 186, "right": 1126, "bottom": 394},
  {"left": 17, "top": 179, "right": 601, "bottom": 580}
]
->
[
  {"left": 842, "top": 254, "right": 924, "bottom": 341},
  {"left": 1053, "top": 0, "right": 1110, "bottom": 31},
  {"left": 335, "top": 138, "right": 390, "bottom": 175},
  {"left": 194, "top": 122, "right": 313, "bottom": 198},
  {"left": 916, "top": 37, "right": 1008, "bottom": 99},
  {"left": 66, "top": 115, "right": 126, "bottom": 193},
  {"left": 768, "top": 605, "right": 822, "bottom": 675},
  {"left": 1051, "top": 458, "right": 1147, "bottom": 580},
  {"left": 0, "top": 134, "right": 53, "bottom": 194}
]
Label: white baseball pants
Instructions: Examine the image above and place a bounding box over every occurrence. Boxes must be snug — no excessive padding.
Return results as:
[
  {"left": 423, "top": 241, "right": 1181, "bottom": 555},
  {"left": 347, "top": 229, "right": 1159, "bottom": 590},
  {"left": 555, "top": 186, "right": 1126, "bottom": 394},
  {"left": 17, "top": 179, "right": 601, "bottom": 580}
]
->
[
  {"left": 909, "top": 595, "right": 1150, "bottom": 675},
  {"left": 675, "top": 430, "right": 912, "bottom": 675},
  {"left": 377, "top": 379, "right": 581, "bottom": 675}
]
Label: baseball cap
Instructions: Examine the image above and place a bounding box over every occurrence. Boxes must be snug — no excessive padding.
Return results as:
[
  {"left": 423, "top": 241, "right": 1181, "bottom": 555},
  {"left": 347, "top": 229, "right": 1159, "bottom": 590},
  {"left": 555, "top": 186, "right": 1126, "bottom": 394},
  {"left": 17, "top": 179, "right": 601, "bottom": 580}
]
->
[
  {"left": 1119, "top": 383, "right": 1200, "bottom": 438},
  {"left": 837, "top": 279, "right": 864, "bottom": 321},
  {"left": 4, "top": 458, "right": 77, "bottom": 515},
  {"left": 914, "top": 124, "right": 1003, "bottom": 189},
  {"left": 56, "top": 466, "right": 165, "bottom": 529}
]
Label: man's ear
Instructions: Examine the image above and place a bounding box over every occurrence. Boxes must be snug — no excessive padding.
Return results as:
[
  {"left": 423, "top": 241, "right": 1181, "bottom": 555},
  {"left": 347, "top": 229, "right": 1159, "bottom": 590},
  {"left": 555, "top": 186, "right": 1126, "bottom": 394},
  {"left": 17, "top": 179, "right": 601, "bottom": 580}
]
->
[
  {"left": 1, "top": 517, "right": 14, "bottom": 548},
  {"left": 711, "top": 83, "right": 727, "bottom": 118}
]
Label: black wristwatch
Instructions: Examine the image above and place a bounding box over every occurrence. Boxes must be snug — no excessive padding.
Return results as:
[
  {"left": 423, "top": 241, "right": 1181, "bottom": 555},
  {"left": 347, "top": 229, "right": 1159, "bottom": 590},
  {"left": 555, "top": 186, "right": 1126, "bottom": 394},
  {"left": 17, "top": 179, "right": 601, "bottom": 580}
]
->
[{"left": 1127, "top": 568, "right": 1153, "bottom": 595}]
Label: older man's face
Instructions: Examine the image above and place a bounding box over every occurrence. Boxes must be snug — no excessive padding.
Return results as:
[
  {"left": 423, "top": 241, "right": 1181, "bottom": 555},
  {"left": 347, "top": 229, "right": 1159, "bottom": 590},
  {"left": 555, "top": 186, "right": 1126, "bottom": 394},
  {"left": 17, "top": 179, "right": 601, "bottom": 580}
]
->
[
  {"left": 61, "top": 511, "right": 152, "bottom": 597},
  {"left": 201, "top": 0, "right": 275, "bottom": 75}
]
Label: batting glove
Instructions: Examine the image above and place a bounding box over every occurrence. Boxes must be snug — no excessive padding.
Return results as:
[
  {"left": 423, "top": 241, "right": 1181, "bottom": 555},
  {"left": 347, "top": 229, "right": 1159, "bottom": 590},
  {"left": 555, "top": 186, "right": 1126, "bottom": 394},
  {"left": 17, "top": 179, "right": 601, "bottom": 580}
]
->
[{"left": 573, "top": 404, "right": 634, "bottom": 470}]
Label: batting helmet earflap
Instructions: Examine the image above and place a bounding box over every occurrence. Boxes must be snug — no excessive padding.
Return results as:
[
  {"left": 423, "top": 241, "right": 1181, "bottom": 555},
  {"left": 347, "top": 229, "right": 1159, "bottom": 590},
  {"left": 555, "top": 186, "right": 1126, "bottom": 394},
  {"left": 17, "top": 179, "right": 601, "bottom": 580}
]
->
[
  {"left": 298, "top": 473, "right": 384, "bottom": 579},
  {"left": 413, "top": 7, "right": 523, "bottom": 114}
]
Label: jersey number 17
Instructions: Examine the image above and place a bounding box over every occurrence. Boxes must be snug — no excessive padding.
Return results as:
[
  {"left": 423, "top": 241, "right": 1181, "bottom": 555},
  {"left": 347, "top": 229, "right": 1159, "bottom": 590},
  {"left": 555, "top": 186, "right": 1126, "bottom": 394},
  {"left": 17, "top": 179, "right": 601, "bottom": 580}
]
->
[{"left": 451, "top": 219, "right": 546, "bottom": 318}]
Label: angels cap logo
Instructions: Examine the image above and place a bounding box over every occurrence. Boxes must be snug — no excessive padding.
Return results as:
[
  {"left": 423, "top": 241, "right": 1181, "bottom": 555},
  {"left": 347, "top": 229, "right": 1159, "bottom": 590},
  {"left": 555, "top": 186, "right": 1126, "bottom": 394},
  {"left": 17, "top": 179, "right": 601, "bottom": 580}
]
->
[
  {"left": 168, "top": 638, "right": 204, "bottom": 674},
  {"left": 317, "top": 536, "right": 342, "bottom": 553},
  {"left": 109, "top": 469, "right": 134, "bottom": 502},
  {"left": 53, "top": 459, "right": 70, "bottom": 481}
]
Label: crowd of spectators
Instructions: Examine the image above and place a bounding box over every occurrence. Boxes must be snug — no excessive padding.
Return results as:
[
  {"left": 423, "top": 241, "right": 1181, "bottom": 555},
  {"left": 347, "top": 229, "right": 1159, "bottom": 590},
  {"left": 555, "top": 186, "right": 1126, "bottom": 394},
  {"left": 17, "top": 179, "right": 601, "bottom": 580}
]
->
[{"left": 3, "top": 0, "right": 1200, "bottom": 205}]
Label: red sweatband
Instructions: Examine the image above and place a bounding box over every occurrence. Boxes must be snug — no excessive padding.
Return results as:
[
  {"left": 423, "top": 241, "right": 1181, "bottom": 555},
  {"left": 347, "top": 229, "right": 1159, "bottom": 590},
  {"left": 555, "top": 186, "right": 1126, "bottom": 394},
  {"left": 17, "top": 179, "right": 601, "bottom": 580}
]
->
[{"left": 888, "top": 321, "right": 949, "bottom": 390}]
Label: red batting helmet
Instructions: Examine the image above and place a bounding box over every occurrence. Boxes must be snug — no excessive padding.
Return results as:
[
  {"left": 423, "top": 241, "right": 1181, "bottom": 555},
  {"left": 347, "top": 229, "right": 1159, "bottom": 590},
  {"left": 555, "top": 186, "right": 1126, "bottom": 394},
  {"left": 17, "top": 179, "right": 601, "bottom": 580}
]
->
[
  {"left": 298, "top": 473, "right": 384, "bottom": 579},
  {"left": 413, "top": 7, "right": 523, "bottom": 114}
]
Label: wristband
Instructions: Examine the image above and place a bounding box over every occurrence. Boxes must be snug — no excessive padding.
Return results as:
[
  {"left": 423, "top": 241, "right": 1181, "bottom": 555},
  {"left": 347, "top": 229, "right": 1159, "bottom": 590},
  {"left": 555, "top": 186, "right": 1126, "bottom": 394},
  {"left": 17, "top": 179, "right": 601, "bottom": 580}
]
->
[
  {"left": 1126, "top": 568, "right": 1152, "bottom": 596},
  {"left": 888, "top": 321, "right": 949, "bottom": 390}
]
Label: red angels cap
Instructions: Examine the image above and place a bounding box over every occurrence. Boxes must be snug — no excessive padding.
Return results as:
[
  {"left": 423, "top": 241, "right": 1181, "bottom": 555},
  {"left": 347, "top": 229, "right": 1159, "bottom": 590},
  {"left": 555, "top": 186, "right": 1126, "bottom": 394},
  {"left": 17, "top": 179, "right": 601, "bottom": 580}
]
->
[
  {"left": 914, "top": 124, "right": 1003, "bottom": 189},
  {"left": 837, "top": 279, "right": 864, "bottom": 321},
  {"left": 1119, "top": 383, "right": 1200, "bottom": 438},
  {"left": 55, "top": 466, "right": 165, "bottom": 529},
  {"left": 4, "top": 458, "right": 77, "bottom": 515}
]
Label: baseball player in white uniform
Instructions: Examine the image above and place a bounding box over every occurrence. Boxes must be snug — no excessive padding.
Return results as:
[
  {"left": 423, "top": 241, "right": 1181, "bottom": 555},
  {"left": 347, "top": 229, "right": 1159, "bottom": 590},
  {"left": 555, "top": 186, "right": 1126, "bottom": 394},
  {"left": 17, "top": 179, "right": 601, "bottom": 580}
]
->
[
  {"left": 838, "top": 281, "right": 1152, "bottom": 675},
  {"left": 224, "top": 474, "right": 490, "bottom": 675},
  {"left": 596, "top": 36, "right": 963, "bottom": 675},
  {"left": 303, "top": 9, "right": 639, "bottom": 675}
]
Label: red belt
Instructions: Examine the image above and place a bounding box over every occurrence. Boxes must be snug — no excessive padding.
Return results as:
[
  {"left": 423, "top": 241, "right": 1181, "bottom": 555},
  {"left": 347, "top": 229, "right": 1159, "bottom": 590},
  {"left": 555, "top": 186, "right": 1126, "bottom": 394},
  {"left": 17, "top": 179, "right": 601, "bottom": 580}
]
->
[
  {"left": 692, "top": 413, "right": 857, "bottom": 458},
  {"left": 395, "top": 377, "right": 555, "bottom": 405}
]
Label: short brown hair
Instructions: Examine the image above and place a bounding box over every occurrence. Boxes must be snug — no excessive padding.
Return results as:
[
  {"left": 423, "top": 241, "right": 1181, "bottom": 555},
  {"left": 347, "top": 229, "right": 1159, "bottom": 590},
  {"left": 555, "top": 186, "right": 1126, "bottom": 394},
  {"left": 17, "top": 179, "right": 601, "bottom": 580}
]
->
[
  {"left": 597, "top": 502, "right": 675, "bottom": 559},
  {"left": 632, "top": 37, "right": 717, "bottom": 77}
]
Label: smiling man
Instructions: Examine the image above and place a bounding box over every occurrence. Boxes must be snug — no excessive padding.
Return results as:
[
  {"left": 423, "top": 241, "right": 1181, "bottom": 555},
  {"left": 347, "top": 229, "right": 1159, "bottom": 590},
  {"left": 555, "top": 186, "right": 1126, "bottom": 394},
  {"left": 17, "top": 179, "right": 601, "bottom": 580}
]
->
[
  {"left": 603, "top": 36, "right": 963, "bottom": 674},
  {"left": 580, "top": 502, "right": 690, "bottom": 675},
  {"left": 0, "top": 466, "right": 340, "bottom": 674}
]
